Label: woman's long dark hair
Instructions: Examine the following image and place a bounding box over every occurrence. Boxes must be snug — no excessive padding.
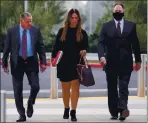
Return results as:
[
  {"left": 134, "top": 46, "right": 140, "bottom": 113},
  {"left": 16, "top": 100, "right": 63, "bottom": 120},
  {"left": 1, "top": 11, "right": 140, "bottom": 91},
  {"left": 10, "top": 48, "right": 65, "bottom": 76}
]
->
[{"left": 60, "top": 8, "right": 83, "bottom": 42}]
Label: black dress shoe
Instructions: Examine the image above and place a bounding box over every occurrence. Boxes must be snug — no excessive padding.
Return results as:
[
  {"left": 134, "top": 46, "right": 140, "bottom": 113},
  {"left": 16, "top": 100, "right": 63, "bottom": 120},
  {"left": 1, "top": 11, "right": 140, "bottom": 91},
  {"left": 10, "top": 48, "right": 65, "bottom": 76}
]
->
[
  {"left": 27, "top": 102, "right": 34, "bottom": 118},
  {"left": 63, "top": 107, "right": 70, "bottom": 119},
  {"left": 16, "top": 115, "right": 26, "bottom": 122},
  {"left": 70, "top": 110, "right": 77, "bottom": 121},
  {"left": 110, "top": 116, "right": 118, "bottom": 120},
  {"left": 119, "top": 109, "right": 130, "bottom": 121}
]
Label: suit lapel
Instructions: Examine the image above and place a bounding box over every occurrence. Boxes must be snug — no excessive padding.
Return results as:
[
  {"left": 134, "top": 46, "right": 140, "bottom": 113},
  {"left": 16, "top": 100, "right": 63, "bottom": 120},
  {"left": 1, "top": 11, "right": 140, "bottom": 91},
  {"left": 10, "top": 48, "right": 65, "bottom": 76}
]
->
[
  {"left": 122, "top": 20, "right": 128, "bottom": 37},
  {"left": 110, "top": 20, "right": 118, "bottom": 36},
  {"left": 16, "top": 25, "right": 20, "bottom": 50}
]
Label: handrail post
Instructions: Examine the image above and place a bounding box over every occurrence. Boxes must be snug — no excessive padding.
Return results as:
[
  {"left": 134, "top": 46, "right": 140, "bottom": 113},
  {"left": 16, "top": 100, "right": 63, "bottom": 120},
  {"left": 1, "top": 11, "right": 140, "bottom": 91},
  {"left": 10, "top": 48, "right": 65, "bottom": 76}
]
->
[
  {"left": 143, "top": 54, "right": 147, "bottom": 91},
  {"left": 0, "top": 90, "right": 6, "bottom": 122},
  {"left": 50, "top": 66, "right": 58, "bottom": 99},
  {"left": 137, "top": 54, "right": 146, "bottom": 97}
]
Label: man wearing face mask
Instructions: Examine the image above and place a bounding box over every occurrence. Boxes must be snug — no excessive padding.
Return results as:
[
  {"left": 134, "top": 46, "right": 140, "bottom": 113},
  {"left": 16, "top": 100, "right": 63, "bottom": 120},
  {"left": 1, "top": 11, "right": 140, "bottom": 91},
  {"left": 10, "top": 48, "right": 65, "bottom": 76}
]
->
[{"left": 98, "top": 3, "right": 141, "bottom": 121}]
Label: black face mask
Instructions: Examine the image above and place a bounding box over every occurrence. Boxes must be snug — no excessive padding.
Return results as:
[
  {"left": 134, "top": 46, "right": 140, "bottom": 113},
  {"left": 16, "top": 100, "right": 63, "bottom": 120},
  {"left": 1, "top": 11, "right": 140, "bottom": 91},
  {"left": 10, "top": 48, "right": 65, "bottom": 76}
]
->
[{"left": 113, "top": 12, "right": 124, "bottom": 21}]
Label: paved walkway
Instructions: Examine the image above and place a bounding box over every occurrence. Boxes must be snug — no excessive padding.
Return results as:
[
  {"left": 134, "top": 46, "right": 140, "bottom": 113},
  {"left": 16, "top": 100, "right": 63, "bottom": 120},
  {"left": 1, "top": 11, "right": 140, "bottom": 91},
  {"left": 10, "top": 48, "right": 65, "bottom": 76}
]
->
[{"left": 5, "top": 96, "right": 147, "bottom": 122}]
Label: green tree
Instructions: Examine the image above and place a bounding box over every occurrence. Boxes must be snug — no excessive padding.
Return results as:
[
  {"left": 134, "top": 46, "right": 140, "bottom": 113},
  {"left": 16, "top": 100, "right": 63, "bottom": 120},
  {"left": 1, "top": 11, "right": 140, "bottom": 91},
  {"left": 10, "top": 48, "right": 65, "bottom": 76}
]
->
[
  {"left": 1, "top": 1, "right": 24, "bottom": 34},
  {"left": 87, "top": 2, "right": 114, "bottom": 52},
  {"left": 27, "top": 1, "right": 66, "bottom": 51},
  {"left": 88, "top": 33, "right": 99, "bottom": 53},
  {"left": 1, "top": 1, "right": 24, "bottom": 52}
]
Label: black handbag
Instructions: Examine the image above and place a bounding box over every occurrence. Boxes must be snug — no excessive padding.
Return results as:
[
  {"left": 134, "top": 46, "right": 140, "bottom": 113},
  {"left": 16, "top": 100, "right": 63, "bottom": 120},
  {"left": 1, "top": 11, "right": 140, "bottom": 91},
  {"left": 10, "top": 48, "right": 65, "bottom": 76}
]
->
[{"left": 76, "top": 56, "right": 95, "bottom": 87}]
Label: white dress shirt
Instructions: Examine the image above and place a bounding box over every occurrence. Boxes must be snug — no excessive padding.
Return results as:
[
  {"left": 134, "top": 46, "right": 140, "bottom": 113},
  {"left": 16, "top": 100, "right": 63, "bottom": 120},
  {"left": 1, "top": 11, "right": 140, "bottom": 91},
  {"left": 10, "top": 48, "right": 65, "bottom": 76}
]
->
[{"left": 114, "top": 18, "right": 124, "bottom": 34}]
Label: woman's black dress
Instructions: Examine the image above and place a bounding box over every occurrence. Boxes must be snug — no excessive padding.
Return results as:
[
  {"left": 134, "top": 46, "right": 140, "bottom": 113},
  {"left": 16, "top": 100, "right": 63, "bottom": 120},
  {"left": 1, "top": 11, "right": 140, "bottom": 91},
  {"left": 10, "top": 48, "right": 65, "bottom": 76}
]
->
[{"left": 51, "top": 27, "right": 89, "bottom": 82}]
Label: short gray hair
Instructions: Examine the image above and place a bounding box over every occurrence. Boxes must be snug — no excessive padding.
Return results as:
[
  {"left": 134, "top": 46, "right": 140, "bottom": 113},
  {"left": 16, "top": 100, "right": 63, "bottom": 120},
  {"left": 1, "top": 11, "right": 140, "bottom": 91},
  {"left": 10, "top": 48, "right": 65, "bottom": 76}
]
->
[{"left": 20, "top": 12, "right": 32, "bottom": 19}]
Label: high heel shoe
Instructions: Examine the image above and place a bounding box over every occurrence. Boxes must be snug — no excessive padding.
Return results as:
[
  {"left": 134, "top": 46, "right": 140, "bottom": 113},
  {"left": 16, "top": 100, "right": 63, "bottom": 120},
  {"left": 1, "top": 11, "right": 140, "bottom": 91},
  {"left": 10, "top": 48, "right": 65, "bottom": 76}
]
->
[
  {"left": 63, "top": 107, "right": 70, "bottom": 119},
  {"left": 70, "top": 110, "right": 77, "bottom": 121}
]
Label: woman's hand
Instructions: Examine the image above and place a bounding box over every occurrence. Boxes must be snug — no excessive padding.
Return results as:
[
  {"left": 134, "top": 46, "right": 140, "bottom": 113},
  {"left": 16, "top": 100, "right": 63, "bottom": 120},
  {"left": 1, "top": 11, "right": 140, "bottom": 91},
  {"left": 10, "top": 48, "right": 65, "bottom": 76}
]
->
[{"left": 80, "top": 50, "right": 87, "bottom": 57}]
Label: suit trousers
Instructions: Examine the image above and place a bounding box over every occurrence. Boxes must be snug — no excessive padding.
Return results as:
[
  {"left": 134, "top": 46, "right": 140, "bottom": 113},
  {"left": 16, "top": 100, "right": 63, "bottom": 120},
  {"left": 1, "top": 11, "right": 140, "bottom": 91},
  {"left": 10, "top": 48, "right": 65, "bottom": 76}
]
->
[
  {"left": 12, "top": 56, "right": 40, "bottom": 116},
  {"left": 105, "top": 70, "right": 131, "bottom": 116}
]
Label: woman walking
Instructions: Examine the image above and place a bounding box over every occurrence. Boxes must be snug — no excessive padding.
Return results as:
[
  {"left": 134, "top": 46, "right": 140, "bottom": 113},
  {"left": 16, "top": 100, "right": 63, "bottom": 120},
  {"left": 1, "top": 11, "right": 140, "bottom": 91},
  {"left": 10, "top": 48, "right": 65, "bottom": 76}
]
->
[{"left": 51, "top": 8, "right": 89, "bottom": 121}]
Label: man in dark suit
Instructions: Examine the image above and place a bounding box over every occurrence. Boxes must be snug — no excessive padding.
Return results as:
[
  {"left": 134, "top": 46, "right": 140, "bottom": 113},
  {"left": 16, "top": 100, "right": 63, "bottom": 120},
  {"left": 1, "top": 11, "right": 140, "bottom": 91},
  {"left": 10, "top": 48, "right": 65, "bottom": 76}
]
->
[
  {"left": 98, "top": 3, "right": 141, "bottom": 121},
  {"left": 2, "top": 12, "right": 47, "bottom": 122}
]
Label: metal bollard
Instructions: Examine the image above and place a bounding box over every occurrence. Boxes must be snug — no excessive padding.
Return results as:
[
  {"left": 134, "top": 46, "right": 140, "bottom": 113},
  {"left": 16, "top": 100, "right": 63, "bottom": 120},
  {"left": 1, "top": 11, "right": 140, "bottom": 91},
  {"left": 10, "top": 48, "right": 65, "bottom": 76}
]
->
[
  {"left": 0, "top": 90, "right": 6, "bottom": 122},
  {"left": 50, "top": 66, "right": 58, "bottom": 99},
  {"left": 137, "top": 54, "right": 146, "bottom": 97},
  {"left": 143, "top": 54, "right": 147, "bottom": 91}
]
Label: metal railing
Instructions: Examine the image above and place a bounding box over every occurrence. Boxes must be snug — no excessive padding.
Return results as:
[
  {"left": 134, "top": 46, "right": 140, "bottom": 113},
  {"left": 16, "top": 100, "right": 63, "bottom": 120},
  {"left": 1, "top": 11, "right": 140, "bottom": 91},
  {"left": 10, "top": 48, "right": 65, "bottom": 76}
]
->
[
  {"left": 0, "top": 90, "right": 6, "bottom": 122},
  {"left": 137, "top": 54, "right": 147, "bottom": 97},
  {"left": 0, "top": 53, "right": 146, "bottom": 61},
  {"left": 50, "top": 66, "right": 58, "bottom": 99},
  {"left": 49, "top": 54, "right": 147, "bottom": 99}
]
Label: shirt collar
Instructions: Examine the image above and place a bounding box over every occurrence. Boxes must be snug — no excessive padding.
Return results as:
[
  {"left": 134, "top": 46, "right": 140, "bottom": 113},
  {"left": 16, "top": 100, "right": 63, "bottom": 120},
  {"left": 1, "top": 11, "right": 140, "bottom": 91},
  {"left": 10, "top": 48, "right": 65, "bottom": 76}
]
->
[
  {"left": 20, "top": 24, "right": 29, "bottom": 32},
  {"left": 114, "top": 18, "right": 124, "bottom": 24}
]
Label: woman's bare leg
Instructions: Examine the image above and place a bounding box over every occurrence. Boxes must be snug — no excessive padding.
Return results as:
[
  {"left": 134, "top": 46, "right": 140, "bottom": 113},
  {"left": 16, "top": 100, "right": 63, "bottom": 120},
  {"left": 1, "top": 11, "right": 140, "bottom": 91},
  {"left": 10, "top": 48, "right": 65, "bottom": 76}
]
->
[
  {"left": 61, "top": 82, "right": 71, "bottom": 108},
  {"left": 70, "top": 79, "right": 80, "bottom": 110}
]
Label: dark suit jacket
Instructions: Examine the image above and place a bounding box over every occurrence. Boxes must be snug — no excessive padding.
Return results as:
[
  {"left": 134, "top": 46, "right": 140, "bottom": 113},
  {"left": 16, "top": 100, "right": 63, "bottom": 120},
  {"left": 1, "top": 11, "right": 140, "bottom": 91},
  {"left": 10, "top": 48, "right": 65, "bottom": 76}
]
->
[
  {"left": 98, "top": 19, "right": 141, "bottom": 74},
  {"left": 2, "top": 25, "right": 46, "bottom": 72}
]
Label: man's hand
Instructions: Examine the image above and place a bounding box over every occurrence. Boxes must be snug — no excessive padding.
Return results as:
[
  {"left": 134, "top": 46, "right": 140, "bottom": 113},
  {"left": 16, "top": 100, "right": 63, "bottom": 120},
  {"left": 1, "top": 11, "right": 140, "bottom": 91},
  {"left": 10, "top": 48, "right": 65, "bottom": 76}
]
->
[
  {"left": 40, "top": 64, "right": 46, "bottom": 72},
  {"left": 80, "top": 50, "right": 87, "bottom": 57},
  {"left": 100, "top": 57, "right": 106, "bottom": 66},
  {"left": 3, "top": 66, "right": 9, "bottom": 74},
  {"left": 135, "top": 63, "right": 141, "bottom": 71}
]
